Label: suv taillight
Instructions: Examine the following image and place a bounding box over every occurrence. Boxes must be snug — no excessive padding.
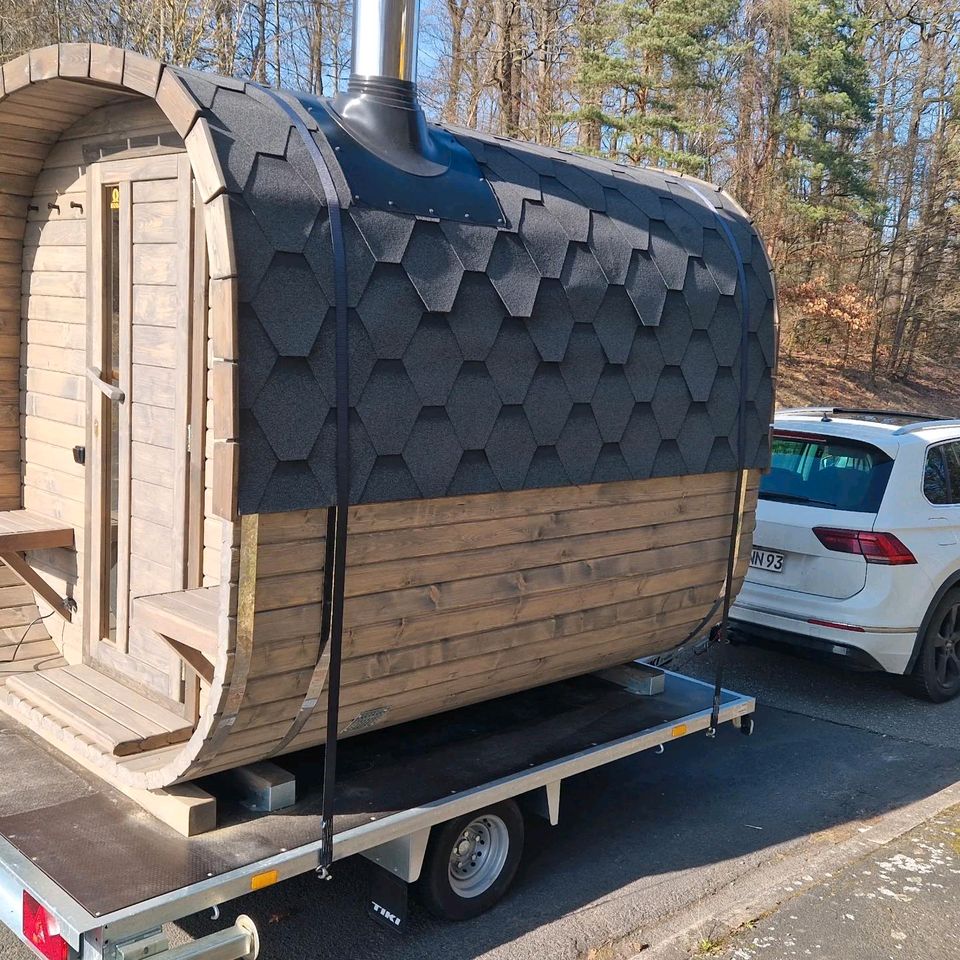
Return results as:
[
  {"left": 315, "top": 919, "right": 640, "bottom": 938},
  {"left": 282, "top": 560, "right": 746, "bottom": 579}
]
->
[
  {"left": 22, "top": 892, "right": 67, "bottom": 960},
  {"left": 813, "top": 527, "right": 916, "bottom": 565}
]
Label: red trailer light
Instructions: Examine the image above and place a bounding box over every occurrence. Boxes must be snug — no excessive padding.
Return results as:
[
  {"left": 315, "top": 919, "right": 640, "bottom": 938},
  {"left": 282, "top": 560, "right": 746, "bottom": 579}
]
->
[
  {"left": 813, "top": 527, "right": 917, "bottom": 565},
  {"left": 22, "top": 892, "right": 67, "bottom": 960}
]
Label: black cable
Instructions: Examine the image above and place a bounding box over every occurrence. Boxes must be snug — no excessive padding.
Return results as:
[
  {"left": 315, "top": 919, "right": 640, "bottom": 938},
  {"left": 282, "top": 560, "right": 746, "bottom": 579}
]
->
[{"left": 1, "top": 609, "right": 55, "bottom": 665}]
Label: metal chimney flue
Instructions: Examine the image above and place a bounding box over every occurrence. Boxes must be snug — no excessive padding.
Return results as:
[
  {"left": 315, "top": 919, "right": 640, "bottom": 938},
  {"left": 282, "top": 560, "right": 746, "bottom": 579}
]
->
[
  {"left": 351, "top": 0, "right": 419, "bottom": 86},
  {"left": 330, "top": 0, "right": 446, "bottom": 175},
  {"left": 313, "top": 0, "right": 502, "bottom": 222}
]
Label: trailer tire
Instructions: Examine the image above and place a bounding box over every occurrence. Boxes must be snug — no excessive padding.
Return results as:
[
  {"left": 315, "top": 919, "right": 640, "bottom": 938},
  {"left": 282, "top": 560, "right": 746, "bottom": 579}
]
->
[{"left": 417, "top": 800, "right": 524, "bottom": 920}]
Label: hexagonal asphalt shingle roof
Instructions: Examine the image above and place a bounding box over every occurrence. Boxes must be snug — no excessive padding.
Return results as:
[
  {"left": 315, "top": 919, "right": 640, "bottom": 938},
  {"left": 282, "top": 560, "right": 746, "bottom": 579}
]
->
[{"left": 176, "top": 70, "right": 777, "bottom": 513}]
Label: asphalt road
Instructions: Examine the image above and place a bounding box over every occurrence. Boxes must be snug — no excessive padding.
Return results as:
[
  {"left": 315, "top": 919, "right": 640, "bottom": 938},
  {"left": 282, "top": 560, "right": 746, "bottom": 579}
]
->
[{"left": 3, "top": 642, "right": 960, "bottom": 960}]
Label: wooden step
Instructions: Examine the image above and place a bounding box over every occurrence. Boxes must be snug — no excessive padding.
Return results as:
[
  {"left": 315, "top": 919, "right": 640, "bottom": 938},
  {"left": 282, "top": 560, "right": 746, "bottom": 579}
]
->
[{"left": 4, "top": 665, "right": 192, "bottom": 757}]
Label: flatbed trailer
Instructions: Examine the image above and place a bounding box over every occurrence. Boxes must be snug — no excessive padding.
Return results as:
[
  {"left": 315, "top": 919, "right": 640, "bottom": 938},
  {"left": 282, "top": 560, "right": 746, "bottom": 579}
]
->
[{"left": 0, "top": 665, "right": 754, "bottom": 960}]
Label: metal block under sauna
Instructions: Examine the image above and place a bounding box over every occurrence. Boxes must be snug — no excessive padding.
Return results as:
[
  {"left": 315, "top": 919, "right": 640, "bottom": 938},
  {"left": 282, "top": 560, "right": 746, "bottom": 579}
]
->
[
  {"left": 595, "top": 662, "right": 666, "bottom": 696},
  {"left": 223, "top": 762, "right": 296, "bottom": 812}
]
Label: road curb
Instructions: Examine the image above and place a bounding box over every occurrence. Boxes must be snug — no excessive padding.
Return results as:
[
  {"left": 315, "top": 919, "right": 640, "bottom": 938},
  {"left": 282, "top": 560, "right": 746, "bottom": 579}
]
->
[{"left": 631, "top": 778, "right": 960, "bottom": 959}]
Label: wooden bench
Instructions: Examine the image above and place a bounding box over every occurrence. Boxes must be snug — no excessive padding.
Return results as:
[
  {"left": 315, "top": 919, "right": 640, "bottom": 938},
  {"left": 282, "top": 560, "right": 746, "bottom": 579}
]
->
[
  {"left": 0, "top": 510, "right": 75, "bottom": 622},
  {"left": 132, "top": 587, "right": 220, "bottom": 722}
]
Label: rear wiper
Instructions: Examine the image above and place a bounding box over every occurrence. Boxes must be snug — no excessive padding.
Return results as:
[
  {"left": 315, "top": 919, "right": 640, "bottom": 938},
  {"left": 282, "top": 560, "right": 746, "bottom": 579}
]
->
[{"left": 759, "top": 492, "right": 838, "bottom": 507}]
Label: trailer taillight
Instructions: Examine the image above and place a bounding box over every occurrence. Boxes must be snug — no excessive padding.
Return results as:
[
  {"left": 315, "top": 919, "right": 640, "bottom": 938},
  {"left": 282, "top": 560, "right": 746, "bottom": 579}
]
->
[{"left": 22, "top": 892, "right": 67, "bottom": 960}]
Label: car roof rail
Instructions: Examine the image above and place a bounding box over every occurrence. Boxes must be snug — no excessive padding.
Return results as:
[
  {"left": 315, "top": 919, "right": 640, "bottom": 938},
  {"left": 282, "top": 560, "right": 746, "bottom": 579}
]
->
[
  {"left": 780, "top": 406, "right": 949, "bottom": 424},
  {"left": 892, "top": 418, "right": 960, "bottom": 436}
]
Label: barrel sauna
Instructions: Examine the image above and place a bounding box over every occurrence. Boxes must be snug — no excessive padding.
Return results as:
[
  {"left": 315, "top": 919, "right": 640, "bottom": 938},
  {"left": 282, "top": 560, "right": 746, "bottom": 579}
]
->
[{"left": 0, "top": 27, "right": 777, "bottom": 793}]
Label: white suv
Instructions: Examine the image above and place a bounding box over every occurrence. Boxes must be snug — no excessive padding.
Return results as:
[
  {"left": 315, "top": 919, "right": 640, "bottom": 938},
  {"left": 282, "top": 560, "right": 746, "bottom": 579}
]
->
[{"left": 731, "top": 408, "right": 960, "bottom": 702}]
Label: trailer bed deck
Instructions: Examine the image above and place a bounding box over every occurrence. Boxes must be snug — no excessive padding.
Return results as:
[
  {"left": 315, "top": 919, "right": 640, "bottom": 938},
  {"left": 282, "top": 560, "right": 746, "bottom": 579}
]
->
[{"left": 0, "top": 666, "right": 753, "bottom": 948}]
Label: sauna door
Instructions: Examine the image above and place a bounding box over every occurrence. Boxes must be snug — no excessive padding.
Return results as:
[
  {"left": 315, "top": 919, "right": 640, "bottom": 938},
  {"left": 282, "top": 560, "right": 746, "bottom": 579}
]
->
[{"left": 85, "top": 154, "right": 198, "bottom": 705}]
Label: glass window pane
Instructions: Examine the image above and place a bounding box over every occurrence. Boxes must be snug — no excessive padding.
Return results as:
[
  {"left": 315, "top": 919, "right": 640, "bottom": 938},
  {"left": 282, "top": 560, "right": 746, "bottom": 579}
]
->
[
  {"left": 924, "top": 448, "right": 949, "bottom": 505},
  {"left": 943, "top": 443, "right": 960, "bottom": 504}
]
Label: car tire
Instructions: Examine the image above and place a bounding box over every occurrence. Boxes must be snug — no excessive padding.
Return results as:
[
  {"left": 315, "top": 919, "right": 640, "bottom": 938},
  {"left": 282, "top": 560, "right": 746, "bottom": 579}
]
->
[
  {"left": 417, "top": 800, "right": 524, "bottom": 921},
  {"left": 912, "top": 588, "right": 960, "bottom": 703}
]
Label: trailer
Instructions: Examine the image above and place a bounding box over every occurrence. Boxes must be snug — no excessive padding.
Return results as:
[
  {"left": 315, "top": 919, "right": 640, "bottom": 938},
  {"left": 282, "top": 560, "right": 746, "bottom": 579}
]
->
[{"left": 0, "top": 663, "right": 753, "bottom": 959}]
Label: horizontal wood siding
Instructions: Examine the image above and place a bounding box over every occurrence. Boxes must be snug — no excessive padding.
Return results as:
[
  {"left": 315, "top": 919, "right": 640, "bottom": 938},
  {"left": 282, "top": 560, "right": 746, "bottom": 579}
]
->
[{"left": 188, "top": 470, "right": 758, "bottom": 777}]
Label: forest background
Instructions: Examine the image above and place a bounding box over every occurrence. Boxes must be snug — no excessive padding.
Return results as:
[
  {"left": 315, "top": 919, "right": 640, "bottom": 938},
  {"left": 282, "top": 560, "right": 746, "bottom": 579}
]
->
[{"left": 1, "top": 0, "right": 958, "bottom": 409}]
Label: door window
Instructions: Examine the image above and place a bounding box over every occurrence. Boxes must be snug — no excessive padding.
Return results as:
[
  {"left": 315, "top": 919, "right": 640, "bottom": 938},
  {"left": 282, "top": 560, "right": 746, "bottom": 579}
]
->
[{"left": 924, "top": 442, "right": 960, "bottom": 505}]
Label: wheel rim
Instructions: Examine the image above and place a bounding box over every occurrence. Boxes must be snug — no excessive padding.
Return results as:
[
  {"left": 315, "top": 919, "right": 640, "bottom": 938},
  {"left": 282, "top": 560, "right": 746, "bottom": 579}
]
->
[
  {"left": 934, "top": 602, "right": 960, "bottom": 689},
  {"left": 447, "top": 814, "right": 510, "bottom": 899}
]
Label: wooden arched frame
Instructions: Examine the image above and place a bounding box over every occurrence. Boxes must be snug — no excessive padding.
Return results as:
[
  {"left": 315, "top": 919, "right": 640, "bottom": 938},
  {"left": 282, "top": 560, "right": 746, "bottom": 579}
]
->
[{"left": 0, "top": 43, "right": 239, "bottom": 521}]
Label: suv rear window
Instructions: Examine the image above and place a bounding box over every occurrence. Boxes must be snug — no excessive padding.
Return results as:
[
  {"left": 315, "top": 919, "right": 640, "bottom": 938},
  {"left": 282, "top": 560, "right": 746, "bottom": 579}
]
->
[{"left": 761, "top": 431, "right": 893, "bottom": 512}]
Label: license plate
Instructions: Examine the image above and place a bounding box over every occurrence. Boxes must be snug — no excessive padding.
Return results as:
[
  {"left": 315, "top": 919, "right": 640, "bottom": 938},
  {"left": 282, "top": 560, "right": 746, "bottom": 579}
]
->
[{"left": 750, "top": 548, "right": 785, "bottom": 573}]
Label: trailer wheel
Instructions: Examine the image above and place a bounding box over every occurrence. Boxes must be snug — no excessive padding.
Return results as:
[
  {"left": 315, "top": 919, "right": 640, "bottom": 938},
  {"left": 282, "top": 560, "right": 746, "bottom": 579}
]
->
[{"left": 417, "top": 800, "right": 524, "bottom": 920}]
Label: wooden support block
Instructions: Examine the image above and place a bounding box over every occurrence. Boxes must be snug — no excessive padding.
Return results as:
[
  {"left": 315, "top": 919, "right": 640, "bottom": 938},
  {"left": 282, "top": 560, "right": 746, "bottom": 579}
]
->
[
  {"left": 29, "top": 46, "right": 59, "bottom": 82},
  {"left": 122, "top": 51, "right": 161, "bottom": 97},
  {"left": 185, "top": 119, "right": 226, "bottom": 203},
  {"left": 89, "top": 44, "right": 124, "bottom": 86},
  {"left": 211, "top": 440, "right": 238, "bottom": 521},
  {"left": 2, "top": 56, "right": 31, "bottom": 95},
  {"left": 210, "top": 276, "right": 238, "bottom": 361},
  {"left": 211, "top": 360, "right": 238, "bottom": 441},
  {"left": 130, "top": 782, "right": 217, "bottom": 836},
  {"left": 58, "top": 43, "right": 90, "bottom": 79},
  {"left": 204, "top": 194, "right": 236, "bottom": 280},
  {"left": 156, "top": 69, "right": 200, "bottom": 139}
]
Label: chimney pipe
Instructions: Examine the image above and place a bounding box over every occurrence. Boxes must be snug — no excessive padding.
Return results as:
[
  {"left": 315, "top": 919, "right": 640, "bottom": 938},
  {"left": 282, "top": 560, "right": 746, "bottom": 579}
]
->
[
  {"left": 351, "top": 0, "right": 419, "bottom": 85},
  {"left": 332, "top": 0, "right": 446, "bottom": 174}
]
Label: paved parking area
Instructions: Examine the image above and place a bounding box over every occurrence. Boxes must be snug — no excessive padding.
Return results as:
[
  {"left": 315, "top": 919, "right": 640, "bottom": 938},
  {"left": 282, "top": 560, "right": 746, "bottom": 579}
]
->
[{"left": 3, "top": 642, "right": 959, "bottom": 960}]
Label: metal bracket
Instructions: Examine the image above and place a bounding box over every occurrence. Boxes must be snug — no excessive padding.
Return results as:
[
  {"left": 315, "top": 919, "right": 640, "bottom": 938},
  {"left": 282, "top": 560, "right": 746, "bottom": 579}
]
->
[{"left": 360, "top": 827, "right": 431, "bottom": 883}]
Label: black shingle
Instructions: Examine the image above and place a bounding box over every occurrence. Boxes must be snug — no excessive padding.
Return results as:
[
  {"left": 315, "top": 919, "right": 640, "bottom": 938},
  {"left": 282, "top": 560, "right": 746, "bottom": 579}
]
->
[
  {"left": 541, "top": 177, "right": 590, "bottom": 242},
  {"left": 523, "top": 364, "right": 573, "bottom": 445},
  {"left": 592, "top": 366, "right": 636, "bottom": 442},
  {"left": 404, "top": 409, "right": 463, "bottom": 498},
  {"left": 402, "top": 221, "right": 465, "bottom": 313},
  {"left": 560, "top": 243, "right": 607, "bottom": 322},
  {"left": 680, "top": 331, "right": 719, "bottom": 403},
  {"left": 624, "top": 326, "right": 664, "bottom": 402},
  {"left": 524, "top": 446, "right": 570, "bottom": 488},
  {"left": 253, "top": 357, "right": 329, "bottom": 461},
  {"left": 594, "top": 286, "right": 640, "bottom": 364},
  {"left": 650, "top": 368, "right": 691, "bottom": 439},
  {"left": 403, "top": 316, "right": 463, "bottom": 405},
  {"left": 308, "top": 308, "right": 376, "bottom": 406},
  {"left": 527, "top": 280, "right": 575, "bottom": 362},
  {"left": 589, "top": 212, "right": 633, "bottom": 285},
  {"left": 356, "top": 360, "right": 421, "bottom": 455},
  {"left": 682, "top": 257, "right": 721, "bottom": 329},
  {"left": 487, "top": 232, "right": 541, "bottom": 317},
  {"left": 350, "top": 207, "right": 415, "bottom": 263},
  {"left": 591, "top": 444, "right": 632, "bottom": 483},
  {"left": 446, "top": 273, "right": 506, "bottom": 360},
  {"left": 237, "top": 305, "right": 278, "bottom": 407},
  {"left": 648, "top": 219, "right": 689, "bottom": 291},
  {"left": 518, "top": 201, "right": 569, "bottom": 279},
  {"left": 252, "top": 252, "right": 328, "bottom": 356},
  {"left": 486, "top": 319, "right": 540, "bottom": 403},
  {"left": 355, "top": 263, "right": 425, "bottom": 358},
  {"left": 486, "top": 407, "right": 537, "bottom": 488},
  {"left": 556, "top": 405, "right": 602, "bottom": 483},
  {"left": 676, "top": 404, "right": 715, "bottom": 474},
  {"left": 655, "top": 293, "right": 694, "bottom": 364},
  {"left": 446, "top": 363, "right": 502, "bottom": 449},
  {"left": 245, "top": 152, "right": 321, "bottom": 253},
  {"left": 560, "top": 324, "right": 606, "bottom": 403},
  {"left": 603, "top": 189, "right": 650, "bottom": 250},
  {"left": 625, "top": 250, "right": 667, "bottom": 326},
  {"left": 620, "top": 405, "right": 661, "bottom": 476},
  {"left": 439, "top": 219, "right": 498, "bottom": 272}
]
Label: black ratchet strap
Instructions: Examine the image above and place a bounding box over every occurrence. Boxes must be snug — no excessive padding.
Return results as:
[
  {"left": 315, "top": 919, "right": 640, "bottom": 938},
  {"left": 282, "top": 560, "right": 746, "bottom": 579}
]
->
[
  {"left": 680, "top": 182, "right": 752, "bottom": 736},
  {"left": 260, "top": 88, "right": 350, "bottom": 868}
]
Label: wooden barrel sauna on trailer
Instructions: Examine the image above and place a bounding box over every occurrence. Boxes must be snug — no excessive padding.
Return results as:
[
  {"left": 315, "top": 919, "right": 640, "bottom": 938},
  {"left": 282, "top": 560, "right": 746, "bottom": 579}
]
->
[{"left": 0, "top": 5, "right": 777, "bottom": 799}]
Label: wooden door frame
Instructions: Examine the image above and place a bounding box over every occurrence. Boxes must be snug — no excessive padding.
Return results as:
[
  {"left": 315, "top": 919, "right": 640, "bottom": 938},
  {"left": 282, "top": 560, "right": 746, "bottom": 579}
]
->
[{"left": 84, "top": 153, "right": 200, "bottom": 697}]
